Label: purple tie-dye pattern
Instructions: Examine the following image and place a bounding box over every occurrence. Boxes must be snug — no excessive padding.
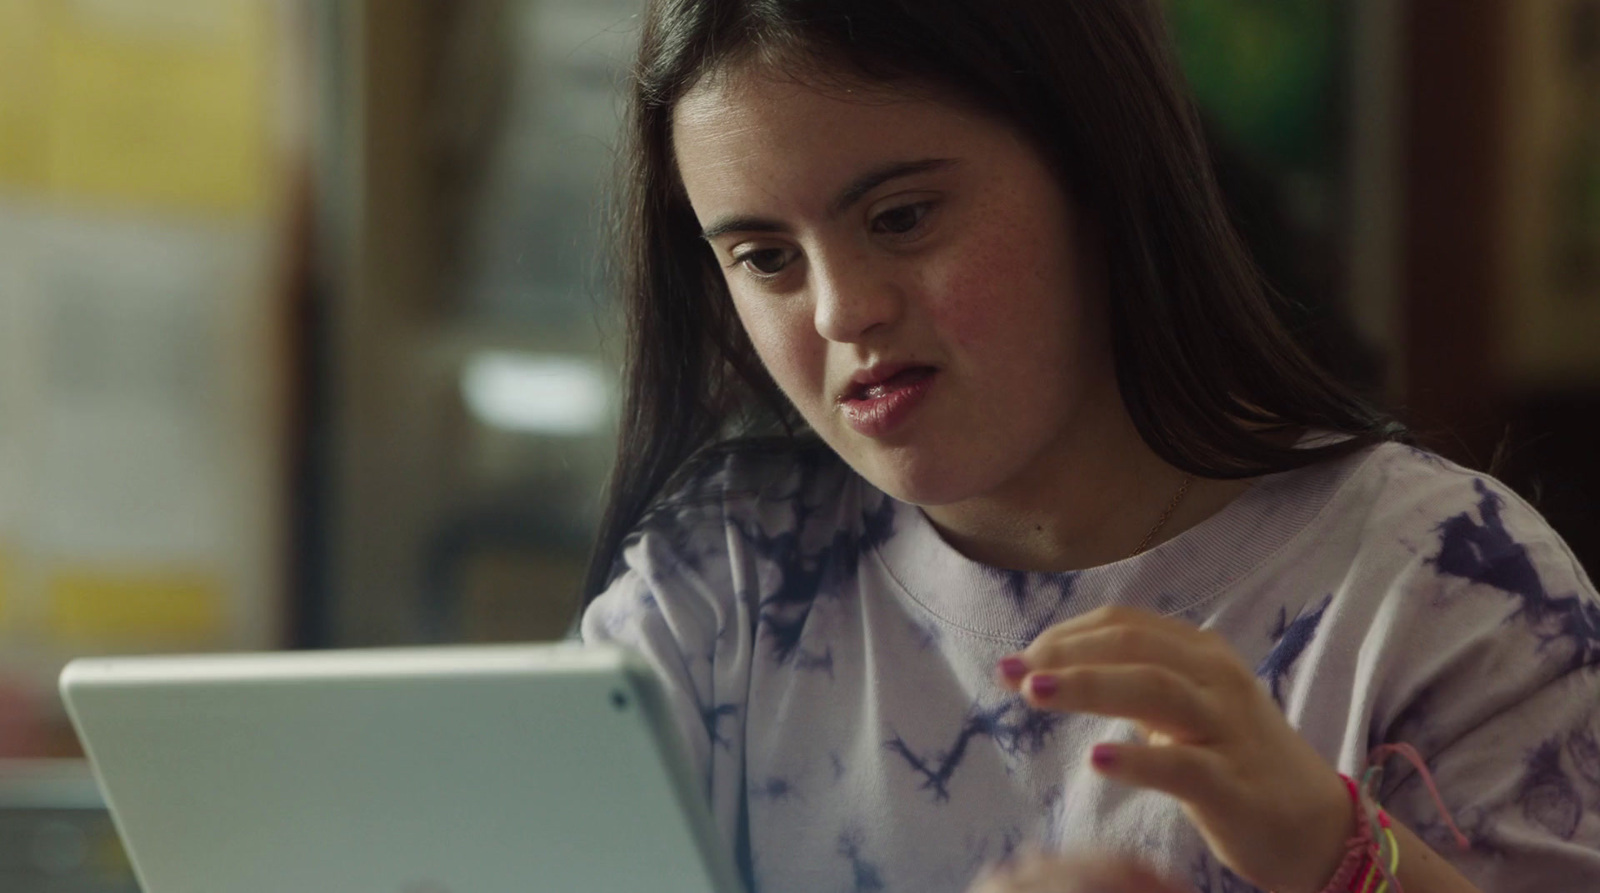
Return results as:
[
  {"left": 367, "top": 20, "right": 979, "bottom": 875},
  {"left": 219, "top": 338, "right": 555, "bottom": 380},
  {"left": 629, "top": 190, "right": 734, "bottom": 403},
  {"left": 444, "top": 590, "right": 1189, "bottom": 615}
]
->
[
  {"left": 1423, "top": 479, "right": 1599, "bottom": 844},
  {"left": 1021, "top": 574, "right": 1079, "bottom": 641},
  {"left": 994, "top": 570, "right": 1031, "bottom": 609},
  {"left": 1389, "top": 720, "right": 1596, "bottom": 853},
  {"left": 909, "top": 618, "right": 943, "bottom": 651},
  {"left": 982, "top": 567, "right": 1081, "bottom": 642},
  {"left": 613, "top": 474, "right": 727, "bottom": 586},
  {"left": 1381, "top": 681, "right": 1449, "bottom": 758},
  {"left": 1255, "top": 594, "right": 1332, "bottom": 705},
  {"left": 966, "top": 826, "right": 1024, "bottom": 874},
  {"left": 640, "top": 537, "right": 716, "bottom": 592},
  {"left": 590, "top": 441, "right": 1600, "bottom": 891},
  {"left": 703, "top": 702, "right": 739, "bottom": 751},
  {"left": 597, "top": 600, "right": 633, "bottom": 640},
  {"left": 884, "top": 696, "right": 1063, "bottom": 802},
  {"left": 1521, "top": 738, "right": 1585, "bottom": 840},
  {"left": 795, "top": 646, "right": 836, "bottom": 678},
  {"left": 1191, "top": 852, "right": 1266, "bottom": 893},
  {"left": 1404, "top": 445, "right": 1451, "bottom": 469},
  {"left": 1569, "top": 726, "right": 1600, "bottom": 788},
  {"left": 982, "top": 567, "right": 1078, "bottom": 611},
  {"left": 753, "top": 776, "right": 799, "bottom": 802},
  {"left": 736, "top": 490, "right": 896, "bottom": 666},
  {"left": 1039, "top": 783, "right": 1069, "bottom": 848},
  {"left": 1410, "top": 801, "right": 1502, "bottom": 856},
  {"left": 837, "top": 828, "right": 887, "bottom": 892},
  {"left": 1430, "top": 479, "right": 1600, "bottom": 672}
]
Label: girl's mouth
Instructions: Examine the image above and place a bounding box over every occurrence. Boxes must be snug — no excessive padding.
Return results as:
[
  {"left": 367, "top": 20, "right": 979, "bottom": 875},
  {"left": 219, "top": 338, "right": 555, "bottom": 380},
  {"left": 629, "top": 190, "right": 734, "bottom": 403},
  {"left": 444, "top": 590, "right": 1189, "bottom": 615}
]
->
[
  {"left": 839, "top": 366, "right": 938, "bottom": 437},
  {"left": 846, "top": 366, "right": 936, "bottom": 401}
]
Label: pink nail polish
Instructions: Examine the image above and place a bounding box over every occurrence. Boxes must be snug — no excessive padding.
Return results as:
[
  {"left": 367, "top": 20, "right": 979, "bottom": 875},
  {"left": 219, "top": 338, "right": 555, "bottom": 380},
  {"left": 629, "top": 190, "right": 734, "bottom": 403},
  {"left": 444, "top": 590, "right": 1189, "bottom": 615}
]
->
[
  {"left": 1028, "top": 673, "right": 1057, "bottom": 697},
  {"left": 1091, "top": 744, "right": 1117, "bottom": 769},
  {"left": 998, "top": 657, "right": 1027, "bottom": 680}
]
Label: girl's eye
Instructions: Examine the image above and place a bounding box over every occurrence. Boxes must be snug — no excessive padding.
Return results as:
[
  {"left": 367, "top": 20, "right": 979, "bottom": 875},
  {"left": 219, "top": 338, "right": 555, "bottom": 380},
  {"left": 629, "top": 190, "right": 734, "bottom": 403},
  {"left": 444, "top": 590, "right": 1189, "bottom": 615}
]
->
[
  {"left": 871, "top": 202, "right": 932, "bottom": 236},
  {"left": 733, "top": 247, "right": 794, "bottom": 277}
]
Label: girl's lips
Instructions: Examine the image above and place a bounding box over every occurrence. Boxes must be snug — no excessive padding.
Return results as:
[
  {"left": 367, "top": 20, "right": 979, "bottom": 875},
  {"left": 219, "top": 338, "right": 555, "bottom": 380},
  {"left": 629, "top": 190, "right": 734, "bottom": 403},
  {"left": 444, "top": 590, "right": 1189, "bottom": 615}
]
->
[
  {"left": 847, "top": 366, "right": 935, "bottom": 400},
  {"left": 839, "top": 367, "right": 937, "bottom": 437}
]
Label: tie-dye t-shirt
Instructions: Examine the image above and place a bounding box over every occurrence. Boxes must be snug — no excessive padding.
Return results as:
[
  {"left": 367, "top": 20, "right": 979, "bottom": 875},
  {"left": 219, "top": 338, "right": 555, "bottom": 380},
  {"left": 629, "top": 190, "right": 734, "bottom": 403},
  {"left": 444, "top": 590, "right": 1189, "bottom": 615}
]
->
[{"left": 580, "top": 438, "right": 1600, "bottom": 893}]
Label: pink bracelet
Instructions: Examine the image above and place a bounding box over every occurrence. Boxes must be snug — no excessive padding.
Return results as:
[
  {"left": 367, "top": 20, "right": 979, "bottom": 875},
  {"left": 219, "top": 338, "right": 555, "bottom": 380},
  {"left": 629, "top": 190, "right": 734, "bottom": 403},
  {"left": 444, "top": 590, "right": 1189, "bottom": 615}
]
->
[
  {"left": 1308, "top": 775, "right": 1380, "bottom": 893},
  {"left": 1302, "top": 747, "right": 1471, "bottom": 893}
]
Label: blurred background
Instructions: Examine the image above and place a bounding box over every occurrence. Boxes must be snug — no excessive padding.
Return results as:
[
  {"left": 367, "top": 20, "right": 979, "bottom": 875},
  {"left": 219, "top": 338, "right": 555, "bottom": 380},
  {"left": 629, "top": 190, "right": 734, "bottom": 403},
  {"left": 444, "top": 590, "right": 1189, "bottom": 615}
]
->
[{"left": 0, "top": 0, "right": 1597, "bottom": 889}]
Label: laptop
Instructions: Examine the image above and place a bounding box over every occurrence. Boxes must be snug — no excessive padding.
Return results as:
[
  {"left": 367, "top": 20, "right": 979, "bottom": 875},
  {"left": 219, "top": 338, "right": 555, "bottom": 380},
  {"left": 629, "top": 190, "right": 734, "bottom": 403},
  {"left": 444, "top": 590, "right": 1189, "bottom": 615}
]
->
[{"left": 59, "top": 643, "right": 744, "bottom": 893}]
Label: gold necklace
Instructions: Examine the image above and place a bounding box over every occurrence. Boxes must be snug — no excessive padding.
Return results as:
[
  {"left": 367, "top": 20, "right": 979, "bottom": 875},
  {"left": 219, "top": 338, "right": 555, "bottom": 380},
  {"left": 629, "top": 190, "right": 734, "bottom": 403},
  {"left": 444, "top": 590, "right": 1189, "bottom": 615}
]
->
[{"left": 1129, "top": 474, "right": 1194, "bottom": 559}]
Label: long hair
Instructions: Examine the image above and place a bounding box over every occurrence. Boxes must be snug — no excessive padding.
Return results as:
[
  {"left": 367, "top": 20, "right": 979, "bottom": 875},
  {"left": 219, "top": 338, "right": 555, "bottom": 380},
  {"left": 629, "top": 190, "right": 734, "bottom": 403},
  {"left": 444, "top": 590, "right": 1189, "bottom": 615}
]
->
[{"left": 581, "top": 0, "right": 1405, "bottom": 605}]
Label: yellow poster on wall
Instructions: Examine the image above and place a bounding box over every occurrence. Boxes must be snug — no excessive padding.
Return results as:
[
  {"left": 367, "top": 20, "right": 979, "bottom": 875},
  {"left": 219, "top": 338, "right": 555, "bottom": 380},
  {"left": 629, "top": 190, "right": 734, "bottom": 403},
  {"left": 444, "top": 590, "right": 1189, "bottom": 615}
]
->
[
  {"left": 0, "top": 0, "right": 274, "bottom": 214},
  {"left": 0, "top": 0, "right": 290, "bottom": 696},
  {"left": 0, "top": 2, "right": 49, "bottom": 189},
  {"left": 48, "top": 566, "right": 225, "bottom": 644}
]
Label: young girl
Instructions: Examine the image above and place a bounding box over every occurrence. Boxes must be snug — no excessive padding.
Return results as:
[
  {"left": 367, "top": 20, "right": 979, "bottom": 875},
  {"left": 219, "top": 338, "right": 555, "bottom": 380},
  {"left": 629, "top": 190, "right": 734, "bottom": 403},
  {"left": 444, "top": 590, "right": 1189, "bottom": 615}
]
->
[{"left": 578, "top": 1, "right": 1600, "bottom": 891}]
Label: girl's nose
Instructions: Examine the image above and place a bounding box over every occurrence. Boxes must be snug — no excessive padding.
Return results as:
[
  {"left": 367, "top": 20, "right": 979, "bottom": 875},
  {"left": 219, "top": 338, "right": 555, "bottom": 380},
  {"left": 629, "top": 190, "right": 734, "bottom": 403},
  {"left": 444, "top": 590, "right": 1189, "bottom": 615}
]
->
[{"left": 810, "top": 256, "right": 904, "bottom": 343}]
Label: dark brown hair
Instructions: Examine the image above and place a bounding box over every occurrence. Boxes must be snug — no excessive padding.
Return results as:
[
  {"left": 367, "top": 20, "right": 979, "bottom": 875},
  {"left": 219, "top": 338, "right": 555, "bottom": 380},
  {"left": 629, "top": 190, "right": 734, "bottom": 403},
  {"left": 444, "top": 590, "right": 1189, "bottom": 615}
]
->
[{"left": 581, "top": 0, "right": 1405, "bottom": 604}]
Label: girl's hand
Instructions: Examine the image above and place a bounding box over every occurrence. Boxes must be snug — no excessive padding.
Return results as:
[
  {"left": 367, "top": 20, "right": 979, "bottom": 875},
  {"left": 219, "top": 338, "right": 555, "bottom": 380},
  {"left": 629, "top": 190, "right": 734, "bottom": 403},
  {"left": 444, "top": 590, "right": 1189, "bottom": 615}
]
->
[
  {"left": 998, "top": 606, "right": 1353, "bottom": 893},
  {"left": 966, "top": 849, "right": 1194, "bottom": 893}
]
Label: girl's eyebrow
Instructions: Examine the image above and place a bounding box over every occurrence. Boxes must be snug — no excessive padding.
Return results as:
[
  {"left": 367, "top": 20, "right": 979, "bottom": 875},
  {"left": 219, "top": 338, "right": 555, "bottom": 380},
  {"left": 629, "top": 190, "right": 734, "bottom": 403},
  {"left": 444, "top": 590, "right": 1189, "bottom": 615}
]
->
[
  {"left": 699, "top": 157, "right": 958, "bottom": 241},
  {"left": 827, "top": 157, "right": 956, "bottom": 216}
]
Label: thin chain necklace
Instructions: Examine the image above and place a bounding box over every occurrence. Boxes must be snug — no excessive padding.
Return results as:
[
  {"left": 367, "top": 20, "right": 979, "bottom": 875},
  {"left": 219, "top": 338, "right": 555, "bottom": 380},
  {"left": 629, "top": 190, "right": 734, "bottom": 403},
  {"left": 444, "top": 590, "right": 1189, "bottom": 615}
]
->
[{"left": 1128, "top": 474, "right": 1194, "bottom": 559}]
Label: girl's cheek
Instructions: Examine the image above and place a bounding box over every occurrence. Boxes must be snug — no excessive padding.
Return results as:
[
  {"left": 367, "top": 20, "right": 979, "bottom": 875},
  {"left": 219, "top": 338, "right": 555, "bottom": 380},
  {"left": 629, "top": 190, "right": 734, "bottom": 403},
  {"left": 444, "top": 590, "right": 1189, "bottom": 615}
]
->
[
  {"left": 926, "top": 241, "right": 1026, "bottom": 351},
  {"left": 737, "top": 301, "right": 828, "bottom": 400}
]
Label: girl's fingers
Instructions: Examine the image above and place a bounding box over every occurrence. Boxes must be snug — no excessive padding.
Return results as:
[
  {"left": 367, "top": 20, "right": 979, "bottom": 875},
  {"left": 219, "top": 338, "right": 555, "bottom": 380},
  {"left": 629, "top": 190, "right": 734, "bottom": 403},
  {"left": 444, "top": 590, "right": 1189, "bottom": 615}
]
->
[
  {"left": 1021, "top": 664, "right": 1218, "bottom": 740},
  {"left": 1087, "top": 740, "right": 1226, "bottom": 806}
]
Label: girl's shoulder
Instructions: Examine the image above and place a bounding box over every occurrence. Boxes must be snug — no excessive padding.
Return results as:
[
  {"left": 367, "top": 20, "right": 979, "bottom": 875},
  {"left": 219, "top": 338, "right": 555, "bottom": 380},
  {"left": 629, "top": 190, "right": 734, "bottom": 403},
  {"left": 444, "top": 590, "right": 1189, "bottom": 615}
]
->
[
  {"left": 609, "top": 436, "right": 891, "bottom": 605},
  {"left": 650, "top": 435, "right": 856, "bottom": 514},
  {"left": 630, "top": 435, "right": 875, "bottom": 552},
  {"left": 1344, "top": 441, "right": 1569, "bottom": 542},
  {"left": 1317, "top": 439, "right": 1595, "bottom": 601}
]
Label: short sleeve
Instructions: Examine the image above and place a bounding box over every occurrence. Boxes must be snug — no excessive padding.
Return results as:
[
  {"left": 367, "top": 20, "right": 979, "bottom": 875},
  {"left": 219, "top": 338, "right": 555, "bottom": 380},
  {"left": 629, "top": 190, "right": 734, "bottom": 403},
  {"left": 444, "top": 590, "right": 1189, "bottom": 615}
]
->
[
  {"left": 1367, "top": 475, "right": 1600, "bottom": 889},
  {"left": 578, "top": 483, "right": 758, "bottom": 866}
]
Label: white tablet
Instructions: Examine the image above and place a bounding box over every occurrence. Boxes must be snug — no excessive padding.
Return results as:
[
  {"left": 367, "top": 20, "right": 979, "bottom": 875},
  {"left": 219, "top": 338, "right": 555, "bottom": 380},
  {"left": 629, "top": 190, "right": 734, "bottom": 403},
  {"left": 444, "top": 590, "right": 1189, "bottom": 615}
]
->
[{"left": 59, "top": 643, "right": 744, "bottom": 893}]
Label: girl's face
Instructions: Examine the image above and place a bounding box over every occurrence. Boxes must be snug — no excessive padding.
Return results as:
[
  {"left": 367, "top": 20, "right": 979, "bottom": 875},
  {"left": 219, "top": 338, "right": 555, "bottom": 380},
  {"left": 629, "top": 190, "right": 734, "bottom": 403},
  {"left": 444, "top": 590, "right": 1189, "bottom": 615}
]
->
[{"left": 673, "top": 65, "right": 1125, "bottom": 510}]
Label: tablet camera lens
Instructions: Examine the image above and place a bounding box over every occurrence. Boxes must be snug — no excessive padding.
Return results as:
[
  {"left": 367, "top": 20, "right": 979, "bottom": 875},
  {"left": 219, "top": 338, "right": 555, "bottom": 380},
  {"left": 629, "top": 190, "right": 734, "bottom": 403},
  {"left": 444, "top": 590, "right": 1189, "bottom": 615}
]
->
[{"left": 610, "top": 690, "right": 628, "bottom": 711}]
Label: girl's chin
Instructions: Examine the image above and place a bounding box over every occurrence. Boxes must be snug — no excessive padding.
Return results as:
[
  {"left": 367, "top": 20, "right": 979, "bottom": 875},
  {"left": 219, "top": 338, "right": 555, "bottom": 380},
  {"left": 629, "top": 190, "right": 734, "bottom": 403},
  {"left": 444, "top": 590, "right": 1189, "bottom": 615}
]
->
[
  {"left": 817, "top": 421, "right": 1002, "bottom": 505},
  {"left": 847, "top": 452, "right": 988, "bottom": 508}
]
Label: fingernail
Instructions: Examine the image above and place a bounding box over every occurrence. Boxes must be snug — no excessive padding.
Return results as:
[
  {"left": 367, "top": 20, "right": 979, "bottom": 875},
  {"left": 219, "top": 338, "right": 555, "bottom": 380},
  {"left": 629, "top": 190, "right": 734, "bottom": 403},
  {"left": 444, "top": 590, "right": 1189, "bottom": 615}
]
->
[
  {"left": 998, "top": 657, "right": 1028, "bottom": 680},
  {"left": 1028, "top": 673, "right": 1057, "bottom": 697},
  {"left": 1091, "top": 744, "right": 1118, "bottom": 769}
]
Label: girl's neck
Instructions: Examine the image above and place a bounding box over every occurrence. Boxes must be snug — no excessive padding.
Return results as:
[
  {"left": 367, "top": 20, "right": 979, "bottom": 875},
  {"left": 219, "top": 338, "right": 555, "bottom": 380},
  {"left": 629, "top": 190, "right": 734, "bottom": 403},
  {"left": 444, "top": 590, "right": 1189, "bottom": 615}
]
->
[{"left": 920, "top": 418, "right": 1256, "bottom": 574}]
